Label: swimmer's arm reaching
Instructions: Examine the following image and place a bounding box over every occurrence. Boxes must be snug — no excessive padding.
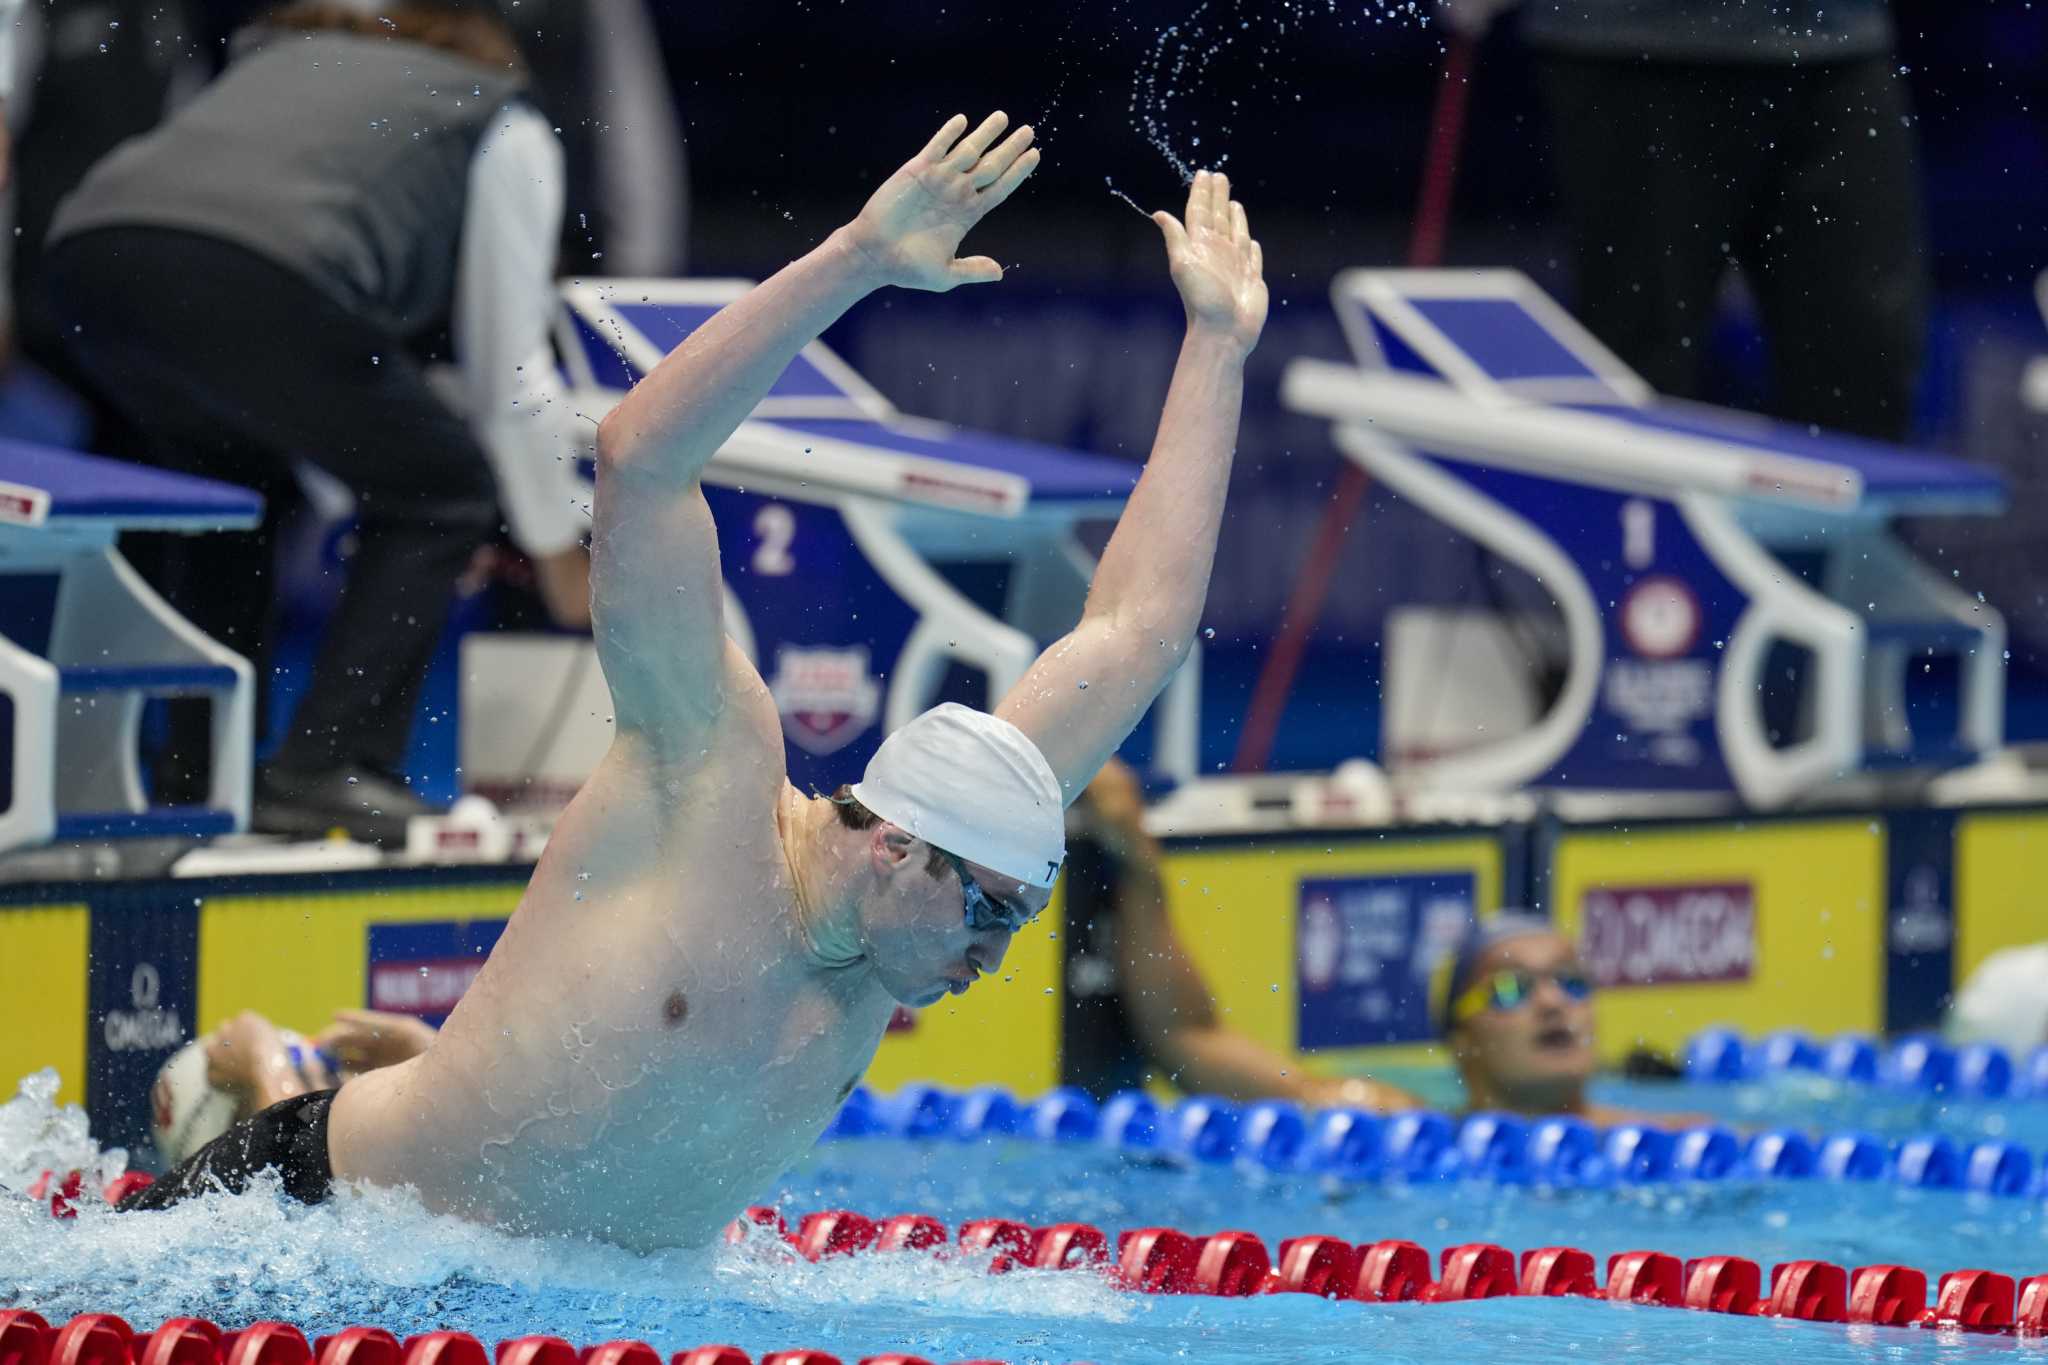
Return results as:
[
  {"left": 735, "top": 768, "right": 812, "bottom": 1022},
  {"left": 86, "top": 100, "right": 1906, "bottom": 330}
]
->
[
  {"left": 1083, "top": 763, "right": 1420, "bottom": 1113},
  {"left": 591, "top": 113, "right": 1038, "bottom": 746},
  {"left": 997, "top": 171, "right": 1266, "bottom": 800},
  {"left": 207, "top": 1011, "right": 336, "bottom": 1114}
]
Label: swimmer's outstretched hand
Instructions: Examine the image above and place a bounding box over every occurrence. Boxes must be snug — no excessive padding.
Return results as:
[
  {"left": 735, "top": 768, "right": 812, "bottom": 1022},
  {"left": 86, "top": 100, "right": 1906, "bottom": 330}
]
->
[
  {"left": 1153, "top": 171, "right": 1268, "bottom": 354},
  {"left": 844, "top": 112, "right": 1039, "bottom": 292}
]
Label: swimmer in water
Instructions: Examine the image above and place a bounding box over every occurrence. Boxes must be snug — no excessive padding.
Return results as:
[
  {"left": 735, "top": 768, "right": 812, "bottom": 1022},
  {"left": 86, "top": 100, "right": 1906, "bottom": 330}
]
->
[
  {"left": 1063, "top": 758, "right": 1422, "bottom": 1112},
  {"left": 150, "top": 1010, "right": 437, "bottom": 1169},
  {"left": 126, "top": 113, "right": 1268, "bottom": 1251},
  {"left": 1440, "top": 914, "right": 1707, "bottom": 1130}
]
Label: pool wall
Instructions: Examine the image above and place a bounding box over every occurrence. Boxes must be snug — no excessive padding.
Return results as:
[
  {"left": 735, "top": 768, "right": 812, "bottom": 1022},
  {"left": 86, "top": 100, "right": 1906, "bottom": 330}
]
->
[{"left": 1, "top": 803, "right": 2042, "bottom": 1160}]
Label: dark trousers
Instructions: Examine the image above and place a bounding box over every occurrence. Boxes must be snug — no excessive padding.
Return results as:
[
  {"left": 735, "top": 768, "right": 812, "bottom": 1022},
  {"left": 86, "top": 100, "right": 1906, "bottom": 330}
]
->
[
  {"left": 1537, "top": 53, "right": 1928, "bottom": 442},
  {"left": 47, "top": 228, "right": 498, "bottom": 783}
]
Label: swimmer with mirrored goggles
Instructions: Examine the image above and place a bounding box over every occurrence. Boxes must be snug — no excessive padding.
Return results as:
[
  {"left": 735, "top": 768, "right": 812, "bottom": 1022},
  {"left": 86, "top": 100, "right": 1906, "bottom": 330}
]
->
[
  {"left": 1448, "top": 965, "right": 1594, "bottom": 1023},
  {"left": 1439, "top": 914, "right": 1707, "bottom": 1130}
]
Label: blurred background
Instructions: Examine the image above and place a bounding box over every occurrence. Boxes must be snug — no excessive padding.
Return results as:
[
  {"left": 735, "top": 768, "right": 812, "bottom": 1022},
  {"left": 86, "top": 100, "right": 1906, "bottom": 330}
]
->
[{"left": 4, "top": 0, "right": 2040, "bottom": 784}]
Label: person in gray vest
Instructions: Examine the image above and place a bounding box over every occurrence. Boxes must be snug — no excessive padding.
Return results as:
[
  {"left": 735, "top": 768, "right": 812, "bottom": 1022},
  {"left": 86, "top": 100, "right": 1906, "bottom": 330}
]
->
[{"left": 43, "top": 0, "right": 591, "bottom": 843}]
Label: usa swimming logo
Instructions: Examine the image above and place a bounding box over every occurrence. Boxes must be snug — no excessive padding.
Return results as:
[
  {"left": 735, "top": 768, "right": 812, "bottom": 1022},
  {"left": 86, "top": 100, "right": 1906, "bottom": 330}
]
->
[{"left": 768, "top": 645, "right": 881, "bottom": 756}]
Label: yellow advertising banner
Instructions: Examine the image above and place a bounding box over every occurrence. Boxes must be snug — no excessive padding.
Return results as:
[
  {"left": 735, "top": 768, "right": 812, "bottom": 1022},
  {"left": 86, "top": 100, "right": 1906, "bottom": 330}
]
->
[
  {"left": 1953, "top": 810, "right": 2048, "bottom": 987},
  {"left": 197, "top": 882, "right": 526, "bottom": 1036},
  {"left": 0, "top": 903, "right": 89, "bottom": 1105},
  {"left": 1550, "top": 818, "right": 1884, "bottom": 1062},
  {"left": 1160, "top": 834, "right": 1505, "bottom": 1076}
]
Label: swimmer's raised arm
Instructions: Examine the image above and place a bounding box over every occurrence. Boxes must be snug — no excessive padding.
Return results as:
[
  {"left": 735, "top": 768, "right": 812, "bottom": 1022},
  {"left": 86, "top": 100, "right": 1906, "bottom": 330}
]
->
[
  {"left": 591, "top": 114, "right": 1038, "bottom": 747},
  {"left": 996, "top": 171, "right": 1266, "bottom": 799}
]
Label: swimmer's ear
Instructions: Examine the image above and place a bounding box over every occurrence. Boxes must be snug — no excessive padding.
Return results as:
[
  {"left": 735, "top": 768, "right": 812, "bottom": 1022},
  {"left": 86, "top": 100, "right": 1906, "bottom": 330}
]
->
[{"left": 873, "top": 822, "right": 919, "bottom": 871}]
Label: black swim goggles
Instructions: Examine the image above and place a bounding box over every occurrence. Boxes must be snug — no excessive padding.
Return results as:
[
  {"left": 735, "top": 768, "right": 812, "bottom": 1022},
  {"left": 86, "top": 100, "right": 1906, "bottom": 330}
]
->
[
  {"left": 1451, "top": 967, "right": 1593, "bottom": 1023},
  {"left": 937, "top": 847, "right": 1038, "bottom": 935}
]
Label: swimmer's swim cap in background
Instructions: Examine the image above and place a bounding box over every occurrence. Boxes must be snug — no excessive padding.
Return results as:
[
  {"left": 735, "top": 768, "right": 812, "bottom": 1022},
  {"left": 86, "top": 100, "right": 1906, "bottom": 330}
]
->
[
  {"left": 851, "top": 703, "right": 1066, "bottom": 889},
  {"left": 150, "top": 1028, "right": 331, "bottom": 1167},
  {"left": 1947, "top": 942, "right": 2048, "bottom": 1052},
  {"left": 1435, "top": 910, "right": 1560, "bottom": 1032},
  {"left": 151, "top": 1039, "right": 238, "bottom": 1168}
]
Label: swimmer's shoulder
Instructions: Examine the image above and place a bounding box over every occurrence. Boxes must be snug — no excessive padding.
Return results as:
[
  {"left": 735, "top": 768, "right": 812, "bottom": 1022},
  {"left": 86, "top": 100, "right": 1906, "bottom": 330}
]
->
[
  {"left": 604, "top": 668, "right": 788, "bottom": 795},
  {"left": 605, "top": 636, "right": 785, "bottom": 775}
]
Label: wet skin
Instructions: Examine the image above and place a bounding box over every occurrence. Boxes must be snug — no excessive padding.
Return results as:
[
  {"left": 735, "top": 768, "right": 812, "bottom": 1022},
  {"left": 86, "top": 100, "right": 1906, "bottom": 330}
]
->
[
  {"left": 325, "top": 122, "right": 1262, "bottom": 1252},
  {"left": 328, "top": 679, "right": 1041, "bottom": 1251}
]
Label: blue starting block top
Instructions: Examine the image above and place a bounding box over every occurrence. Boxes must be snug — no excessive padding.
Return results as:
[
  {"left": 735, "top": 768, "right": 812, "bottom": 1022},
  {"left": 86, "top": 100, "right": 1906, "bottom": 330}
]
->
[
  {"left": 610, "top": 301, "right": 859, "bottom": 405},
  {"left": 1332, "top": 269, "right": 2006, "bottom": 517},
  {"left": 559, "top": 280, "right": 1139, "bottom": 511},
  {"left": 1595, "top": 403, "right": 2005, "bottom": 514},
  {"left": 771, "top": 418, "right": 1136, "bottom": 505},
  {"left": 0, "top": 438, "right": 263, "bottom": 532}
]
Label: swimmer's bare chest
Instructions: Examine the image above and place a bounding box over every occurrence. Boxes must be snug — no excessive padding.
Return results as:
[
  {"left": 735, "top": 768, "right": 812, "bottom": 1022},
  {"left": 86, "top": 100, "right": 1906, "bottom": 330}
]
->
[{"left": 334, "top": 736, "right": 889, "bottom": 1247}]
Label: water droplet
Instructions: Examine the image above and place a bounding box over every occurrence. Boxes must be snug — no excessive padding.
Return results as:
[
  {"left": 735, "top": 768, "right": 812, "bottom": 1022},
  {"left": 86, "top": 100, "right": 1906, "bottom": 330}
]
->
[
  {"left": 345, "top": 776, "right": 359, "bottom": 785},
  {"left": 1202, "top": 627, "right": 1216, "bottom": 640},
  {"left": 1077, "top": 680, "right": 1089, "bottom": 690}
]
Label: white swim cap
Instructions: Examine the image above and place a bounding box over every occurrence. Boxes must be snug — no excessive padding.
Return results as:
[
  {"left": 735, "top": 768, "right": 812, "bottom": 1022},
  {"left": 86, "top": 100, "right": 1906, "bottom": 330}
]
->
[
  {"left": 150, "top": 1040, "right": 239, "bottom": 1168},
  {"left": 149, "top": 1028, "right": 318, "bottom": 1167},
  {"left": 1948, "top": 944, "right": 2048, "bottom": 1053},
  {"left": 850, "top": 703, "right": 1066, "bottom": 888}
]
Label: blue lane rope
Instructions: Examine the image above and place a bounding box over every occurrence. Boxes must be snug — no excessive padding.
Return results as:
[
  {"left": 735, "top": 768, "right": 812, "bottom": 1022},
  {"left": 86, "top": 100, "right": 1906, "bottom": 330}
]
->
[
  {"left": 1681, "top": 1027, "right": 2037, "bottom": 1098},
  {"left": 819, "top": 1077, "right": 2047, "bottom": 1198}
]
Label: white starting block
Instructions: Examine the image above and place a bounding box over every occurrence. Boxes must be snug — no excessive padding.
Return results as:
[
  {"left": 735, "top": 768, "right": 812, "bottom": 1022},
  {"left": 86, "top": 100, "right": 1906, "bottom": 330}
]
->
[
  {"left": 459, "top": 279, "right": 1194, "bottom": 809},
  {"left": 1284, "top": 269, "right": 2010, "bottom": 808},
  {"left": 0, "top": 440, "right": 260, "bottom": 853}
]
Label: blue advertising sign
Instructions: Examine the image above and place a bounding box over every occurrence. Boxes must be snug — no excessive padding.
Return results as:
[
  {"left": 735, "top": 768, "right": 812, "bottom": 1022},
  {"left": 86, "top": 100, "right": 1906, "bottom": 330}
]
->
[
  {"left": 1296, "top": 873, "right": 1477, "bottom": 1049},
  {"left": 707, "top": 486, "right": 921, "bottom": 795},
  {"left": 1884, "top": 808, "right": 1957, "bottom": 1034},
  {"left": 366, "top": 918, "right": 508, "bottom": 1028},
  {"left": 87, "top": 898, "right": 199, "bottom": 1155}
]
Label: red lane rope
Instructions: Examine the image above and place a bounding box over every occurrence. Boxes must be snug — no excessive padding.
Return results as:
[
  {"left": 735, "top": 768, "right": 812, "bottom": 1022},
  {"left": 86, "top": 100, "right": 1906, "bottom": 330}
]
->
[
  {"left": 0, "top": 1312, "right": 1030, "bottom": 1365},
  {"left": 1230, "top": 31, "right": 1477, "bottom": 774},
  {"left": 733, "top": 1205, "right": 2047, "bottom": 1336}
]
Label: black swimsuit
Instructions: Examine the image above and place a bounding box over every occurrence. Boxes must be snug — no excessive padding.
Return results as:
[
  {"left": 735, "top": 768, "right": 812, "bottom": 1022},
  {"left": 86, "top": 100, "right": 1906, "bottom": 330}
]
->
[{"left": 119, "top": 1090, "right": 338, "bottom": 1210}]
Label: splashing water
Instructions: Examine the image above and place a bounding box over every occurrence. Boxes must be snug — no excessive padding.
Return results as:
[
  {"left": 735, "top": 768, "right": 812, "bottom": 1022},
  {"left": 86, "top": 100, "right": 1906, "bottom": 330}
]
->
[
  {"left": 1128, "top": 0, "right": 1431, "bottom": 180},
  {"left": 0, "top": 1071, "right": 1129, "bottom": 1357},
  {"left": 1103, "top": 179, "right": 1153, "bottom": 221},
  {"left": 0, "top": 1070, "right": 129, "bottom": 1196}
]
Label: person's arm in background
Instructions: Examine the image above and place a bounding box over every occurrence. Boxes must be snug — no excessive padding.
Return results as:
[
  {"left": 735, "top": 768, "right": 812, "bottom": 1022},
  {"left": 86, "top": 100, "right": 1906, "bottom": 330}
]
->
[
  {"left": 453, "top": 100, "right": 595, "bottom": 630},
  {"left": 205, "top": 1011, "right": 336, "bottom": 1114},
  {"left": 1082, "top": 762, "right": 1421, "bottom": 1112},
  {"left": 205, "top": 1009, "right": 434, "bottom": 1117},
  {"left": 313, "top": 1009, "right": 438, "bottom": 1074}
]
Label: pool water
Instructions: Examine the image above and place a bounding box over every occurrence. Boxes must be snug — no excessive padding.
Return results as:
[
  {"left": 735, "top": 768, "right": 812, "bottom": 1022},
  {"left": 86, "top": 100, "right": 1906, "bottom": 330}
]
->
[{"left": 7, "top": 1070, "right": 2048, "bottom": 1365}]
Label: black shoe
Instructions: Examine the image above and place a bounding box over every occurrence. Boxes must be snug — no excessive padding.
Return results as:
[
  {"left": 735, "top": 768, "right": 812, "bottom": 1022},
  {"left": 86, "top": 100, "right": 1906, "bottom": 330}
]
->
[{"left": 253, "top": 762, "right": 442, "bottom": 846}]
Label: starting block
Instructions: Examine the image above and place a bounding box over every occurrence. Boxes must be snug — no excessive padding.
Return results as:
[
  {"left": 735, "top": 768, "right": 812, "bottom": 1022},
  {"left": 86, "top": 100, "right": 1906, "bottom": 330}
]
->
[
  {"left": 1284, "top": 270, "right": 2009, "bottom": 807},
  {"left": 460, "top": 279, "right": 1192, "bottom": 808},
  {"left": 0, "top": 440, "right": 260, "bottom": 853}
]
